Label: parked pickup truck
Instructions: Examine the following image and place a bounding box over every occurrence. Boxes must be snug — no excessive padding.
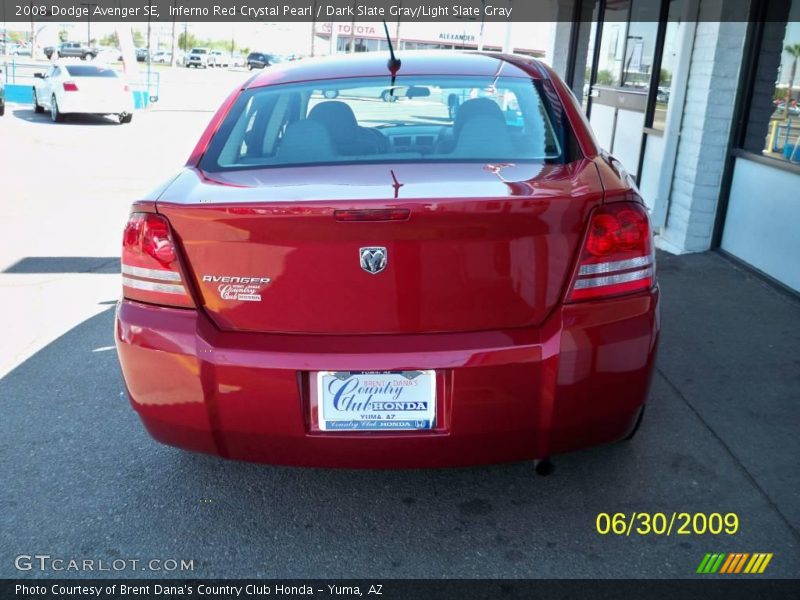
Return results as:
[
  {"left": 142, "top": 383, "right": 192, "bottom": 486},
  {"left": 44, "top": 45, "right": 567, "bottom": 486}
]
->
[
  {"left": 184, "top": 48, "right": 210, "bottom": 68},
  {"left": 44, "top": 42, "right": 98, "bottom": 61}
]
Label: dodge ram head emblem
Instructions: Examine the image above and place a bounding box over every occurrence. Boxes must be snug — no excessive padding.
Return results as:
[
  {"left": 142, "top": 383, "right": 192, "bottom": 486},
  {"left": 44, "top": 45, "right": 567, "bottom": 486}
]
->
[{"left": 360, "top": 247, "right": 387, "bottom": 274}]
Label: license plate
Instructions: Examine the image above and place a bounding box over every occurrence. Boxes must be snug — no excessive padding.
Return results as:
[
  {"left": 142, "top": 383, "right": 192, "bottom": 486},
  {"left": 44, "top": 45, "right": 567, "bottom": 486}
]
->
[{"left": 316, "top": 370, "right": 436, "bottom": 431}]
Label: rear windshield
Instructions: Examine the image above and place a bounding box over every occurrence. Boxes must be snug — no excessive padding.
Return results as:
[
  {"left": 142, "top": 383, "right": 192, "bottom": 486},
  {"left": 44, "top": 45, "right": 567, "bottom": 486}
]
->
[
  {"left": 64, "top": 65, "right": 118, "bottom": 78},
  {"left": 191, "top": 48, "right": 207, "bottom": 54},
  {"left": 200, "top": 75, "right": 577, "bottom": 172}
]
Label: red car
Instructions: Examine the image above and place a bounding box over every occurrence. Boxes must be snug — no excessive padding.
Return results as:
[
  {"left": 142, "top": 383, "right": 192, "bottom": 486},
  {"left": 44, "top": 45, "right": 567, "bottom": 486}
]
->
[{"left": 115, "top": 51, "right": 660, "bottom": 468}]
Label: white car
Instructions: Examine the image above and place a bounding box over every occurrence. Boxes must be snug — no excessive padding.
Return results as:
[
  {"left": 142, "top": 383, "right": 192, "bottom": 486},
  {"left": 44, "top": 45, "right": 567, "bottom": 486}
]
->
[
  {"left": 208, "top": 51, "right": 229, "bottom": 68},
  {"left": 151, "top": 50, "right": 172, "bottom": 64},
  {"left": 32, "top": 62, "right": 134, "bottom": 124}
]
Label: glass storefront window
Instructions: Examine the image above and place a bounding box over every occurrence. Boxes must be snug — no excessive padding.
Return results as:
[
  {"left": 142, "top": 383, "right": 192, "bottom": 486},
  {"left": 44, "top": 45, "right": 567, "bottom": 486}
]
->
[
  {"left": 574, "top": 0, "right": 600, "bottom": 110},
  {"left": 651, "top": 0, "right": 685, "bottom": 130},
  {"left": 622, "top": 21, "right": 659, "bottom": 91},
  {"left": 592, "top": 0, "right": 659, "bottom": 91},
  {"left": 741, "top": 0, "right": 800, "bottom": 163},
  {"left": 595, "top": 18, "right": 627, "bottom": 88}
]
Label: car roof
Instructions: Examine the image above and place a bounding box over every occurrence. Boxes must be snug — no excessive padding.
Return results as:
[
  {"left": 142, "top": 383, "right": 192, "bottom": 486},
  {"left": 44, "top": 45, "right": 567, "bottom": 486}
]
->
[
  {"left": 246, "top": 51, "right": 548, "bottom": 89},
  {"left": 53, "top": 59, "right": 103, "bottom": 65},
  {"left": 52, "top": 60, "right": 119, "bottom": 71}
]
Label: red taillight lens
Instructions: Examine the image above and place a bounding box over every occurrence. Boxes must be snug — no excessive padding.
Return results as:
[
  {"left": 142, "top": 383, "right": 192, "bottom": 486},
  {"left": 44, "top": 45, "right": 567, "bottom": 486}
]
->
[
  {"left": 567, "top": 202, "right": 655, "bottom": 302},
  {"left": 121, "top": 212, "right": 194, "bottom": 308},
  {"left": 62, "top": 81, "right": 79, "bottom": 92}
]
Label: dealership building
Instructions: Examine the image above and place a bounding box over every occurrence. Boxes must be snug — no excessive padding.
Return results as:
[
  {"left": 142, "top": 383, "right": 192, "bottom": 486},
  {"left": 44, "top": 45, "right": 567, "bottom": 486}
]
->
[
  {"left": 546, "top": 0, "right": 799, "bottom": 293},
  {"left": 321, "top": 1, "right": 799, "bottom": 293},
  {"left": 314, "top": 20, "right": 551, "bottom": 56}
]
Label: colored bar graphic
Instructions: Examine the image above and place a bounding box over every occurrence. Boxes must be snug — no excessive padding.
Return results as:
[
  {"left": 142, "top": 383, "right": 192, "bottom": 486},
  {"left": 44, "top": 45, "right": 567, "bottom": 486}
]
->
[
  {"left": 719, "top": 553, "right": 736, "bottom": 573},
  {"left": 697, "top": 553, "right": 726, "bottom": 573},
  {"left": 710, "top": 553, "right": 726, "bottom": 573},
  {"left": 735, "top": 553, "right": 750, "bottom": 573},
  {"left": 758, "top": 553, "right": 773, "bottom": 573},
  {"left": 721, "top": 553, "right": 740, "bottom": 573},
  {"left": 697, "top": 553, "right": 713, "bottom": 573},
  {"left": 744, "top": 554, "right": 762, "bottom": 573},
  {"left": 699, "top": 553, "right": 773, "bottom": 575}
]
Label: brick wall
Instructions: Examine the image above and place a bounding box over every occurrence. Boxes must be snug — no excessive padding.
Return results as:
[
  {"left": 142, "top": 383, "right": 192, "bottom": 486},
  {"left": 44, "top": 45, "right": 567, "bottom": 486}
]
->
[{"left": 657, "top": 0, "right": 747, "bottom": 253}]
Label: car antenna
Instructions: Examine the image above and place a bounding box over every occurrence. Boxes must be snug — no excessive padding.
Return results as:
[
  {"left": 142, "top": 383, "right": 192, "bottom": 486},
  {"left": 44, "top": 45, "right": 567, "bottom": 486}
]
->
[{"left": 383, "top": 20, "right": 401, "bottom": 94}]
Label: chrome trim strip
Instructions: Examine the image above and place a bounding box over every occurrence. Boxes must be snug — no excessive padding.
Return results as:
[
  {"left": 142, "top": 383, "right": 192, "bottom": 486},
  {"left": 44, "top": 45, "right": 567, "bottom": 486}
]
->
[
  {"left": 121, "top": 264, "right": 182, "bottom": 282},
  {"left": 574, "top": 267, "right": 654, "bottom": 289},
  {"left": 122, "top": 276, "right": 186, "bottom": 295},
  {"left": 578, "top": 255, "right": 652, "bottom": 276}
]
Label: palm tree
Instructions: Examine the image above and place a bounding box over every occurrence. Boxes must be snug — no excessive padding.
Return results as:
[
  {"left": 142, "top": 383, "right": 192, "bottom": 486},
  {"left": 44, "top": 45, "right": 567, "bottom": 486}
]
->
[{"left": 784, "top": 43, "right": 800, "bottom": 120}]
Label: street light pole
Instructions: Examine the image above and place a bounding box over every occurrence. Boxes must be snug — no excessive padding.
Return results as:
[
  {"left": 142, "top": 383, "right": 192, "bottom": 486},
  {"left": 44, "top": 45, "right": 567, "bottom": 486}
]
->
[
  {"left": 170, "top": 0, "right": 177, "bottom": 67},
  {"left": 29, "top": 0, "right": 34, "bottom": 54},
  {"left": 477, "top": 0, "right": 485, "bottom": 51},
  {"left": 349, "top": 0, "right": 356, "bottom": 53},
  {"left": 79, "top": 3, "right": 96, "bottom": 47},
  {"left": 309, "top": 0, "right": 316, "bottom": 57}
]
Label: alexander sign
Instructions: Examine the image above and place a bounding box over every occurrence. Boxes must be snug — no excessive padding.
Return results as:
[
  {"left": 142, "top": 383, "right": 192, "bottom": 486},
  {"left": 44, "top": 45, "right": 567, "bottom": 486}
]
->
[{"left": 439, "top": 32, "right": 477, "bottom": 42}]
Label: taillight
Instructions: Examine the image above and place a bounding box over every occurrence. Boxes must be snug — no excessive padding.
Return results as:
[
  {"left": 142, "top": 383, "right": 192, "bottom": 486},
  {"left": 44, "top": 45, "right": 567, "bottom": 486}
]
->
[
  {"left": 121, "top": 212, "right": 194, "bottom": 308},
  {"left": 567, "top": 201, "right": 655, "bottom": 302},
  {"left": 62, "top": 81, "right": 79, "bottom": 92},
  {"left": 123, "top": 84, "right": 130, "bottom": 92}
]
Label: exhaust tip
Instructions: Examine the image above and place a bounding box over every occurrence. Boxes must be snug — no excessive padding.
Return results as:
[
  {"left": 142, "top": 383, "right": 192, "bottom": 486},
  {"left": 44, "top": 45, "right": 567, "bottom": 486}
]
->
[{"left": 534, "top": 458, "right": 555, "bottom": 476}]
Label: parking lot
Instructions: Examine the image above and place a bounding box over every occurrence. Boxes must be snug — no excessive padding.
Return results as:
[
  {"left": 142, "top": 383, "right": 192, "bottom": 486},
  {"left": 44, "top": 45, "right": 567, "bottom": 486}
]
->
[{"left": 1, "top": 71, "right": 799, "bottom": 579}]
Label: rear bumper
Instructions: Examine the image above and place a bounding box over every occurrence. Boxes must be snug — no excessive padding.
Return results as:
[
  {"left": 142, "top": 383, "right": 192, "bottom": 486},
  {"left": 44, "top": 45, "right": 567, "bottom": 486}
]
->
[
  {"left": 58, "top": 95, "right": 133, "bottom": 115},
  {"left": 115, "top": 289, "right": 660, "bottom": 467}
]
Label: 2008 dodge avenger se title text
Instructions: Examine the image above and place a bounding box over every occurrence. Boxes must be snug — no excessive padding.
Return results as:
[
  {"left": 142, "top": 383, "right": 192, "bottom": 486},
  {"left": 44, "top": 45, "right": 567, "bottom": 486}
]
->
[{"left": 114, "top": 51, "right": 660, "bottom": 468}]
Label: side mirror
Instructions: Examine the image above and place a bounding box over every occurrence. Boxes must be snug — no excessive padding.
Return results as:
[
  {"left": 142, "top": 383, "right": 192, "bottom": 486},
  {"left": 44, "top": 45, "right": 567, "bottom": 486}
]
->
[{"left": 34, "top": 72, "right": 45, "bottom": 79}]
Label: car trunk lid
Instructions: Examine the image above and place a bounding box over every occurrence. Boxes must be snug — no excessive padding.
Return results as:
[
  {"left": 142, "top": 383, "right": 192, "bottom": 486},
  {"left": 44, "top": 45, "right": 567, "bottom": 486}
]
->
[{"left": 157, "top": 160, "right": 602, "bottom": 334}]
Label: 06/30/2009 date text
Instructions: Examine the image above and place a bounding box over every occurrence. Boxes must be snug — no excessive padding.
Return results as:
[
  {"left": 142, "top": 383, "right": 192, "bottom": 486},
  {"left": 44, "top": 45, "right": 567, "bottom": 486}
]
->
[{"left": 596, "top": 512, "right": 740, "bottom": 536}]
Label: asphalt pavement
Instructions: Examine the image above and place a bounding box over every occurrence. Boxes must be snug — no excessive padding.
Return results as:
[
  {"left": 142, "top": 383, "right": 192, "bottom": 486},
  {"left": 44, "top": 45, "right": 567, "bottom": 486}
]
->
[{"left": 0, "top": 84, "right": 798, "bottom": 579}]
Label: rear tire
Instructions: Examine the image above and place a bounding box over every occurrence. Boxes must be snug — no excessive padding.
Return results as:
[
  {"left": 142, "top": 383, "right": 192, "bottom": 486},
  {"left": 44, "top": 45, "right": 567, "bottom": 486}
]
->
[
  {"left": 50, "top": 95, "right": 64, "bottom": 123},
  {"left": 33, "top": 89, "right": 44, "bottom": 113},
  {"left": 0, "top": 101, "right": 5, "bottom": 116}
]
